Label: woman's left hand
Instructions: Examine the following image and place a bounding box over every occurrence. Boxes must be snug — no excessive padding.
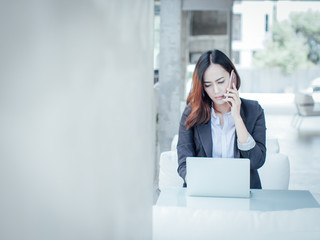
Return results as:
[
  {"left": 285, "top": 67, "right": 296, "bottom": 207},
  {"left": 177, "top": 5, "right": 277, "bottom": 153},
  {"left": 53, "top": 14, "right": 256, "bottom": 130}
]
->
[{"left": 223, "top": 83, "right": 241, "bottom": 120}]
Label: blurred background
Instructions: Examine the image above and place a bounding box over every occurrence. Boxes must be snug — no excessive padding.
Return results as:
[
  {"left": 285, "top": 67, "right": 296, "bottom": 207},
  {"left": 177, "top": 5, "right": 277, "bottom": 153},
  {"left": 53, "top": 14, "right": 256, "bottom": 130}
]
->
[{"left": 0, "top": 0, "right": 320, "bottom": 239}]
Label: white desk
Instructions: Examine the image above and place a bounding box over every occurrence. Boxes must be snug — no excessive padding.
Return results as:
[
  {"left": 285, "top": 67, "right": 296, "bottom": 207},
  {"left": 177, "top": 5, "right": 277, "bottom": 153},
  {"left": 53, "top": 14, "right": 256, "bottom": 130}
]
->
[{"left": 157, "top": 188, "right": 320, "bottom": 211}]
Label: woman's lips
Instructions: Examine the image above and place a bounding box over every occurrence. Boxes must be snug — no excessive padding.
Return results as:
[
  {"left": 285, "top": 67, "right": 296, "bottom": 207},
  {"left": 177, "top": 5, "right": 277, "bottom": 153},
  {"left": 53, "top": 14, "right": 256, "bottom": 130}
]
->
[{"left": 215, "top": 96, "right": 224, "bottom": 100}]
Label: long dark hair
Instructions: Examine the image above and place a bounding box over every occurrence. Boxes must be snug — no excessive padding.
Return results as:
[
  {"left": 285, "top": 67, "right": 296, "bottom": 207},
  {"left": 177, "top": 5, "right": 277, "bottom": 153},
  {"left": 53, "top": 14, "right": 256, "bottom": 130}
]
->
[{"left": 185, "top": 49, "right": 241, "bottom": 129}]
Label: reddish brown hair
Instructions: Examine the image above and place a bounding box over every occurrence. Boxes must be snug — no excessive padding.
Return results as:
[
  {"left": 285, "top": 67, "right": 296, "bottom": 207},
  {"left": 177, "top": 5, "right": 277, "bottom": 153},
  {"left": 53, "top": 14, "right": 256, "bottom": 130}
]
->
[{"left": 185, "top": 49, "right": 241, "bottom": 129}]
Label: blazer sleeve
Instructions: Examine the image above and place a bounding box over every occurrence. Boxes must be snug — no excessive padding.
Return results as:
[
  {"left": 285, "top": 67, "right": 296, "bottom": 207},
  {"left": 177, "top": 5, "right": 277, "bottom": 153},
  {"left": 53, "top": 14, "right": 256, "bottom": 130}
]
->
[
  {"left": 239, "top": 104, "right": 266, "bottom": 170},
  {"left": 177, "top": 106, "right": 195, "bottom": 181}
]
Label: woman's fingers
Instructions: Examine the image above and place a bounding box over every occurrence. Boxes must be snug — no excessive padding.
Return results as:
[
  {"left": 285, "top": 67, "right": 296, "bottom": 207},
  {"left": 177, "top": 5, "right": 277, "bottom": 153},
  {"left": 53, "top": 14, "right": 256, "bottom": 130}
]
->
[
  {"left": 224, "top": 90, "right": 241, "bottom": 106},
  {"left": 227, "top": 86, "right": 239, "bottom": 95},
  {"left": 223, "top": 97, "right": 235, "bottom": 104},
  {"left": 224, "top": 91, "right": 238, "bottom": 100}
]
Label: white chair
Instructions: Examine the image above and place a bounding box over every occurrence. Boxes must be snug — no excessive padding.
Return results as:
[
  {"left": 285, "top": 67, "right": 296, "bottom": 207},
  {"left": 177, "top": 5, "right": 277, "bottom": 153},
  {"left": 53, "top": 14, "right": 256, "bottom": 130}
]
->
[
  {"left": 158, "top": 151, "right": 183, "bottom": 190},
  {"left": 158, "top": 138, "right": 290, "bottom": 190},
  {"left": 258, "top": 153, "right": 290, "bottom": 190},
  {"left": 292, "top": 91, "right": 320, "bottom": 128}
]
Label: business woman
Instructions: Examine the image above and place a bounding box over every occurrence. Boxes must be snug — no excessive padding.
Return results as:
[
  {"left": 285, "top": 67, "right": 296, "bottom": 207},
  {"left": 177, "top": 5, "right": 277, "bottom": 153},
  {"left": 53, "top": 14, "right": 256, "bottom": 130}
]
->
[{"left": 177, "top": 49, "right": 266, "bottom": 189}]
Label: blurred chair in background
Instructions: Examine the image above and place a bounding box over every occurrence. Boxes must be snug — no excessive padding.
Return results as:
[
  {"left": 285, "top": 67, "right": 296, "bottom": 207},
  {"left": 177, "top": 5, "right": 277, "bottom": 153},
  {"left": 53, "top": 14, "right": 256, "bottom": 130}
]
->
[{"left": 292, "top": 91, "right": 320, "bottom": 129}]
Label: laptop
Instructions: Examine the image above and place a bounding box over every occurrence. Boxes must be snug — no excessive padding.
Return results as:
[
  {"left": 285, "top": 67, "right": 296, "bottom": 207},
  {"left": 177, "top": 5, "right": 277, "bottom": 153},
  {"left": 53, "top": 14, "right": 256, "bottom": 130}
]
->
[{"left": 186, "top": 157, "right": 250, "bottom": 198}]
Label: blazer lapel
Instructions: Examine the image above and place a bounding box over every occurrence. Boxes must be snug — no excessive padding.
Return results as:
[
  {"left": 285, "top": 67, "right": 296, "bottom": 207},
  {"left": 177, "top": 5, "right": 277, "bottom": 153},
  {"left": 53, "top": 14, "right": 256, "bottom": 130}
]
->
[
  {"left": 234, "top": 135, "right": 240, "bottom": 158},
  {"left": 196, "top": 121, "right": 212, "bottom": 157}
]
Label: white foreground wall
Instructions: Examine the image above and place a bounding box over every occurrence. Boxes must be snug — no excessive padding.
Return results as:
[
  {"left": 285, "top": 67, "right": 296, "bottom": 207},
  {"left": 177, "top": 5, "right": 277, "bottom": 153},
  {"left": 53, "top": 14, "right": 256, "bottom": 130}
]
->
[{"left": 0, "top": 1, "right": 154, "bottom": 239}]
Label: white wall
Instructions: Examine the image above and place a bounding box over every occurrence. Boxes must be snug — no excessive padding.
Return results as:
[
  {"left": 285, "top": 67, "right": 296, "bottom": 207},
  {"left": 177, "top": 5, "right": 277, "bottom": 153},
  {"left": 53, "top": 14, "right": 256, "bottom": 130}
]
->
[
  {"left": 0, "top": 1, "right": 154, "bottom": 239},
  {"left": 232, "top": 1, "right": 320, "bottom": 69},
  {"left": 232, "top": 1, "right": 274, "bottom": 67}
]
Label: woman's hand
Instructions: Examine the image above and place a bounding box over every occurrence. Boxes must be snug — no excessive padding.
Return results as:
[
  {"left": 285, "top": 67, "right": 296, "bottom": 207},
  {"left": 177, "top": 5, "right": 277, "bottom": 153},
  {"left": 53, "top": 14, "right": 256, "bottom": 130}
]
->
[
  {"left": 224, "top": 83, "right": 249, "bottom": 144},
  {"left": 223, "top": 83, "right": 241, "bottom": 120}
]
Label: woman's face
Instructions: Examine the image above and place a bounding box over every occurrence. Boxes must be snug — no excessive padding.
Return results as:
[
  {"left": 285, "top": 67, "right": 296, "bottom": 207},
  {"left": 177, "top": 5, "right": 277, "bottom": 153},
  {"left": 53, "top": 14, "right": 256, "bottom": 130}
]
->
[{"left": 203, "top": 64, "right": 231, "bottom": 105}]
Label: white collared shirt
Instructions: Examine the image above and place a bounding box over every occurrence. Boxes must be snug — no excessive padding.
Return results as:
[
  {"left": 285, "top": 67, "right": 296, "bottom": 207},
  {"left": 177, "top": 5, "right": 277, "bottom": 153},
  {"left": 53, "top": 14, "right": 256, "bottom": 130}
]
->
[
  {"left": 211, "top": 107, "right": 235, "bottom": 158},
  {"left": 211, "top": 107, "right": 256, "bottom": 158}
]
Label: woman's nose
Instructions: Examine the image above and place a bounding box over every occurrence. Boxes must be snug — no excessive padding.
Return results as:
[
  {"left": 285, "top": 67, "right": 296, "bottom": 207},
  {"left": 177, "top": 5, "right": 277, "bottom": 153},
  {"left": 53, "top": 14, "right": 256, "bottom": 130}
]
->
[{"left": 213, "top": 84, "right": 219, "bottom": 93}]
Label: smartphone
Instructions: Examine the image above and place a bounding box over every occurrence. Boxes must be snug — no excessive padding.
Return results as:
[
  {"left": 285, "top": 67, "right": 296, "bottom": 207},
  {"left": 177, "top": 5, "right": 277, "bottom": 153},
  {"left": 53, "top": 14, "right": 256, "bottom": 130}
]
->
[
  {"left": 228, "top": 70, "right": 237, "bottom": 90},
  {"left": 226, "top": 70, "right": 237, "bottom": 106}
]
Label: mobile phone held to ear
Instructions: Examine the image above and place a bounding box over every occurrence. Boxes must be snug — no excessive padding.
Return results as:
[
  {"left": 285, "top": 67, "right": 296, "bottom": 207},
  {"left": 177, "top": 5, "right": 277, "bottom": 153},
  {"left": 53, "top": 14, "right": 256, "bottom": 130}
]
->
[
  {"left": 226, "top": 70, "right": 237, "bottom": 106},
  {"left": 228, "top": 70, "right": 237, "bottom": 91}
]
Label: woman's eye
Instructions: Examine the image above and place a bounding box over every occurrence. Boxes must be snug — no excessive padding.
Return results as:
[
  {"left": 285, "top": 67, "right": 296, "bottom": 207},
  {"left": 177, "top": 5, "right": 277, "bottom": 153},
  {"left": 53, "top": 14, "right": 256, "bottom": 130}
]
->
[
  {"left": 218, "top": 81, "right": 225, "bottom": 84},
  {"left": 204, "top": 84, "right": 211, "bottom": 88}
]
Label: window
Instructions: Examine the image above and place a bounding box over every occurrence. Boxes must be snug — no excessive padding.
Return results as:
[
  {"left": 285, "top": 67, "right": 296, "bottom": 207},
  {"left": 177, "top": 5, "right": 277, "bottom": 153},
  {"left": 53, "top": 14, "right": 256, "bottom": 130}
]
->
[
  {"left": 232, "top": 51, "right": 240, "bottom": 64},
  {"left": 191, "top": 11, "right": 227, "bottom": 36},
  {"left": 232, "top": 14, "right": 241, "bottom": 41},
  {"left": 265, "top": 14, "right": 269, "bottom": 32}
]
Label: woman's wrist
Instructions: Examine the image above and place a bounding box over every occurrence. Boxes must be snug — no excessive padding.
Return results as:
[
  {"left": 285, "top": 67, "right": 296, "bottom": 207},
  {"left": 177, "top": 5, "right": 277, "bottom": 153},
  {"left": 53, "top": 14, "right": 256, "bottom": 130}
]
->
[
  {"left": 232, "top": 113, "right": 242, "bottom": 123},
  {"left": 233, "top": 115, "right": 249, "bottom": 144}
]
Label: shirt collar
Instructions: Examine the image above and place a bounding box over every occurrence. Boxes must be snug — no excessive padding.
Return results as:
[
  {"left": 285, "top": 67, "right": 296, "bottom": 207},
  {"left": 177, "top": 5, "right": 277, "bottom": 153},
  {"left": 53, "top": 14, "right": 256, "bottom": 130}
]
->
[{"left": 211, "top": 106, "right": 232, "bottom": 119}]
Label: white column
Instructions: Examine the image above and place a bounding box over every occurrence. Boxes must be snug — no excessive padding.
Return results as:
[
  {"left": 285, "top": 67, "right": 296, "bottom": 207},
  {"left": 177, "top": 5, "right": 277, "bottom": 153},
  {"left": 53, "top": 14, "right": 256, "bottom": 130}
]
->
[
  {"left": 159, "top": 0, "right": 182, "bottom": 153},
  {"left": 0, "top": 1, "right": 154, "bottom": 239}
]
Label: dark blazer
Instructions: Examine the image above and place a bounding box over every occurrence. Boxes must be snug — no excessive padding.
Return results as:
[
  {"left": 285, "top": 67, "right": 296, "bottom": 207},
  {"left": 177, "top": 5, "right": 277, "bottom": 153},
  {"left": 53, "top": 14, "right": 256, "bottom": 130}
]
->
[{"left": 177, "top": 98, "right": 266, "bottom": 189}]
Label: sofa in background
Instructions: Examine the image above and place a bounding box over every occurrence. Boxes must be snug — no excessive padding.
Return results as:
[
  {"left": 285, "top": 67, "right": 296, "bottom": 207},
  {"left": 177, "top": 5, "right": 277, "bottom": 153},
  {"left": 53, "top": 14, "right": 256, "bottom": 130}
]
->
[{"left": 159, "top": 136, "right": 289, "bottom": 191}]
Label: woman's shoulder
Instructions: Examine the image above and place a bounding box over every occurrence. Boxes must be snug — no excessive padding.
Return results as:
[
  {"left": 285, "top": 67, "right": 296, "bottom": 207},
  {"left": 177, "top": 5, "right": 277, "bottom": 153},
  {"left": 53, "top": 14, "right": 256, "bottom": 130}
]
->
[
  {"left": 182, "top": 103, "right": 192, "bottom": 116},
  {"left": 240, "top": 98, "right": 263, "bottom": 113}
]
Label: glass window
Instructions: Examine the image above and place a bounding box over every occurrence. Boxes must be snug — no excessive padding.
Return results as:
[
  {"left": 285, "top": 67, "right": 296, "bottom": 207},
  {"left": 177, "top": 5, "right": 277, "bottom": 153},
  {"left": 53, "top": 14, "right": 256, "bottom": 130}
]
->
[
  {"left": 232, "top": 14, "right": 242, "bottom": 41},
  {"left": 191, "top": 11, "right": 227, "bottom": 36}
]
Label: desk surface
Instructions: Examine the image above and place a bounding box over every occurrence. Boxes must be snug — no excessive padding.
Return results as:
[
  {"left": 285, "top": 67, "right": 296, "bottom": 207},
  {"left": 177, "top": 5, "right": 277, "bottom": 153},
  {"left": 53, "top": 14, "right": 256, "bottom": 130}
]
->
[{"left": 157, "top": 188, "right": 320, "bottom": 211}]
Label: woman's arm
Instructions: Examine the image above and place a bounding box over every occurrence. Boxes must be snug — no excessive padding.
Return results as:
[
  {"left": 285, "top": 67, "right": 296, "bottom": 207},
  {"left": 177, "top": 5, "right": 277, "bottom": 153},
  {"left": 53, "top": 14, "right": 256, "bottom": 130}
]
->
[
  {"left": 224, "top": 83, "right": 249, "bottom": 143},
  {"left": 224, "top": 84, "right": 266, "bottom": 170},
  {"left": 237, "top": 106, "right": 266, "bottom": 170},
  {"left": 177, "top": 106, "right": 195, "bottom": 182}
]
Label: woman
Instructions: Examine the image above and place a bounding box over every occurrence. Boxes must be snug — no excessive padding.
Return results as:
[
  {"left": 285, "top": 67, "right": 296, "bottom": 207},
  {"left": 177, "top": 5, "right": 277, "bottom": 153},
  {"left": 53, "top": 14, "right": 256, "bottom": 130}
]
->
[{"left": 177, "top": 49, "right": 266, "bottom": 189}]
